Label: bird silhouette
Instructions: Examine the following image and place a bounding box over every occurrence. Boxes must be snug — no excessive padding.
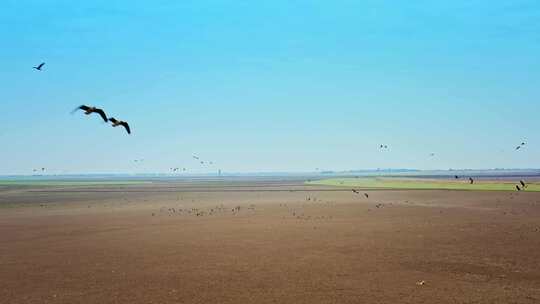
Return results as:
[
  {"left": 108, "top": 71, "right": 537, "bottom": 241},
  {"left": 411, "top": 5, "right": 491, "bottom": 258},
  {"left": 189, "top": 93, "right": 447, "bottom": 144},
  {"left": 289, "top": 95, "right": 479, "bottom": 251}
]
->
[
  {"left": 454, "top": 175, "right": 459, "bottom": 179},
  {"left": 364, "top": 193, "right": 369, "bottom": 198},
  {"left": 352, "top": 189, "right": 359, "bottom": 194},
  {"left": 33, "top": 62, "right": 45, "bottom": 71},
  {"left": 73, "top": 105, "right": 108, "bottom": 122},
  {"left": 108, "top": 118, "right": 131, "bottom": 134},
  {"left": 520, "top": 180, "right": 526, "bottom": 188},
  {"left": 469, "top": 177, "right": 474, "bottom": 184},
  {"left": 516, "top": 185, "right": 522, "bottom": 191}
]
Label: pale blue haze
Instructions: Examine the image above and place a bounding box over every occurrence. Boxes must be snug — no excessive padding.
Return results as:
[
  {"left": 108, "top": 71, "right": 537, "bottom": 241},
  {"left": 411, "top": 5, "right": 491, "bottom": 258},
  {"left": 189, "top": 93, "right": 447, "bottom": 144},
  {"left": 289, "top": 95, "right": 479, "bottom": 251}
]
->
[{"left": 1, "top": 1, "right": 539, "bottom": 174}]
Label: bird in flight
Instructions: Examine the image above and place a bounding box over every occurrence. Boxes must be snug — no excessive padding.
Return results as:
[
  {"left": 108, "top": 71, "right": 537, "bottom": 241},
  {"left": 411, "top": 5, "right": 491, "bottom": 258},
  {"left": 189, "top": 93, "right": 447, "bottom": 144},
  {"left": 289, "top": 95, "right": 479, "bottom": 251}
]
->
[
  {"left": 108, "top": 118, "right": 131, "bottom": 134},
  {"left": 379, "top": 144, "right": 388, "bottom": 149},
  {"left": 469, "top": 177, "right": 474, "bottom": 184},
  {"left": 364, "top": 193, "right": 369, "bottom": 198},
  {"left": 352, "top": 189, "right": 359, "bottom": 194},
  {"left": 516, "top": 185, "right": 522, "bottom": 191},
  {"left": 73, "top": 105, "right": 108, "bottom": 122},
  {"left": 520, "top": 180, "right": 526, "bottom": 188},
  {"left": 33, "top": 62, "right": 45, "bottom": 71},
  {"left": 193, "top": 156, "right": 200, "bottom": 160},
  {"left": 454, "top": 175, "right": 460, "bottom": 179}
]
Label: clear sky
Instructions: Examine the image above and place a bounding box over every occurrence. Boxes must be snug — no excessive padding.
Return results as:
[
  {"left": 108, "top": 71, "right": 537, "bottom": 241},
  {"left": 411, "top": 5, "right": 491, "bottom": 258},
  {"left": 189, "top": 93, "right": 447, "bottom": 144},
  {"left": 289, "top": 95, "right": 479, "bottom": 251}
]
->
[{"left": 1, "top": 0, "right": 539, "bottom": 175}]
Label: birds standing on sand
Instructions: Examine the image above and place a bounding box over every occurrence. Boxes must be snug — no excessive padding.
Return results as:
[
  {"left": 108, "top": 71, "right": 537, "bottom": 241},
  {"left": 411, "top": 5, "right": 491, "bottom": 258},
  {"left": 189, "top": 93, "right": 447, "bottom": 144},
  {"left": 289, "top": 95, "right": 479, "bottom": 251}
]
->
[
  {"left": 108, "top": 118, "right": 131, "bottom": 134},
  {"left": 73, "top": 105, "right": 108, "bottom": 122},
  {"left": 33, "top": 62, "right": 45, "bottom": 71}
]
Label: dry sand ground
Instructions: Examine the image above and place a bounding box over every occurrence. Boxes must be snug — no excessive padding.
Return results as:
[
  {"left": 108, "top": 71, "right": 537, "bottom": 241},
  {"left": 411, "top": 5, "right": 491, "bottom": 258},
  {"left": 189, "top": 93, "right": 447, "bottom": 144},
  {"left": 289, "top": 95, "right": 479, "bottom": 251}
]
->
[{"left": 1, "top": 180, "right": 540, "bottom": 304}]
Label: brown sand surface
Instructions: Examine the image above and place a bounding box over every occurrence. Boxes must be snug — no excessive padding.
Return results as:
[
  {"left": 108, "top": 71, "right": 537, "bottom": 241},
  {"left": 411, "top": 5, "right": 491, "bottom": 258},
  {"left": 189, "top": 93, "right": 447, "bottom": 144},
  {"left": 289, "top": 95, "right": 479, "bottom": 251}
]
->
[{"left": 2, "top": 180, "right": 540, "bottom": 303}]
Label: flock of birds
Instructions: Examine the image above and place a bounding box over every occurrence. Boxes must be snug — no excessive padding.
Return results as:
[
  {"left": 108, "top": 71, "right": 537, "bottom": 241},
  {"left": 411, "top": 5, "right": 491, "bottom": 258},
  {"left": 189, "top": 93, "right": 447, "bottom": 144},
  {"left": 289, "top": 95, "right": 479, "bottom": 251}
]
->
[
  {"left": 33, "top": 62, "right": 530, "bottom": 183},
  {"left": 34, "top": 63, "right": 131, "bottom": 134},
  {"left": 72, "top": 105, "right": 131, "bottom": 134}
]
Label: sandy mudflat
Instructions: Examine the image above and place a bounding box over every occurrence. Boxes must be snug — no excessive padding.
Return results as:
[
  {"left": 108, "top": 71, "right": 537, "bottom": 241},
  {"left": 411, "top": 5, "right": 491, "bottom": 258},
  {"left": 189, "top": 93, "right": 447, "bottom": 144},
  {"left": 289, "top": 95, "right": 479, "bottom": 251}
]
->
[{"left": 1, "top": 180, "right": 540, "bottom": 303}]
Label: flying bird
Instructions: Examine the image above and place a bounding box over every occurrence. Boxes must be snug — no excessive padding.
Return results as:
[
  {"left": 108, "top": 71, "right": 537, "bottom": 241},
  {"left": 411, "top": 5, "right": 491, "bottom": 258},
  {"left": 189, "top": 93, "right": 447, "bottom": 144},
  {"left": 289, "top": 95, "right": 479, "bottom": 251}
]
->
[
  {"left": 364, "top": 193, "right": 369, "bottom": 198},
  {"left": 520, "top": 180, "right": 526, "bottom": 188},
  {"left": 33, "top": 62, "right": 45, "bottom": 71},
  {"left": 108, "top": 118, "right": 131, "bottom": 134},
  {"left": 469, "top": 177, "right": 474, "bottom": 184},
  {"left": 454, "top": 175, "right": 459, "bottom": 179},
  {"left": 352, "top": 189, "right": 359, "bottom": 194},
  {"left": 516, "top": 185, "right": 522, "bottom": 191},
  {"left": 72, "top": 105, "right": 108, "bottom": 122},
  {"left": 193, "top": 156, "right": 200, "bottom": 160}
]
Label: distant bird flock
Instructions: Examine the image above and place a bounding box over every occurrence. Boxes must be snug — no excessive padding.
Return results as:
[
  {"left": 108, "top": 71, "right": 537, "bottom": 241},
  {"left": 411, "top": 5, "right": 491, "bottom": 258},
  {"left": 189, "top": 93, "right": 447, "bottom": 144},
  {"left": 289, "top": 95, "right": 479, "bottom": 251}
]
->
[{"left": 31, "top": 62, "right": 532, "bottom": 182}]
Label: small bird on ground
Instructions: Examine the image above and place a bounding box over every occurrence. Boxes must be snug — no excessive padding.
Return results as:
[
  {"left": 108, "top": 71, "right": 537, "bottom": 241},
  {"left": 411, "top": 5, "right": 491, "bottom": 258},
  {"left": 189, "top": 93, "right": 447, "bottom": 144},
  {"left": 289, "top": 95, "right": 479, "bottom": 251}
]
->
[
  {"left": 72, "top": 105, "right": 108, "bottom": 122},
  {"left": 33, "top": 62, "right": 45, "bottom": 71},
  {"left": 352, "top": 189, "right": 359, "bottom": 194},
  {"left": 364, "top": 193, "right": 369, "bottom": 198},
  {"left": 108, "top": 118, "right": 131, "bottom": 134},
  {"left": 516, "top": 185, "right": 522, "bottom": 191},
  {"left": 520, "top": 180, "right": 526, "bottom": 188}
]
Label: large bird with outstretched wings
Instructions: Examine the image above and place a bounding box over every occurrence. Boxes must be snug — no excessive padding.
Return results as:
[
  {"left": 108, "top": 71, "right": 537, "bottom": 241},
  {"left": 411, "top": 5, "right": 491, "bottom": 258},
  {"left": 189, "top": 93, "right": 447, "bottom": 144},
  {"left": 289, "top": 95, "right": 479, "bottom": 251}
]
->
[
  {"left": 108, "top": 118, "right": 131, "bottom": 134},
  {"left": 72, "top": 105, "right": 108, "bottom": 122}
]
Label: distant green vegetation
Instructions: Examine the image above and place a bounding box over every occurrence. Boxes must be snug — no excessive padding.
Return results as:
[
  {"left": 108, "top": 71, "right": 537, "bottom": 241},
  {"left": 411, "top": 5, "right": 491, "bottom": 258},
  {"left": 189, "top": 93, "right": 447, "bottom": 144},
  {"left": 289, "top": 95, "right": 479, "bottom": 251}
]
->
[
  {"left": 307, "top": 178, "right": 540, "bottom": 192},
  {"left": 0, "top": 180, "right": 151, "bottom": 186}
]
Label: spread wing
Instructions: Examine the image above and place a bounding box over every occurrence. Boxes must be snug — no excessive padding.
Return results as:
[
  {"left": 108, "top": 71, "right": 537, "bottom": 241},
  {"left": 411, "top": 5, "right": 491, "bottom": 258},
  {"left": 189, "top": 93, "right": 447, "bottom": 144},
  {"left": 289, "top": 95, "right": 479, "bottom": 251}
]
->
[
  {"left": 72, "top": 105, "right": 89, "bottom": 114},
  {"left": 93, "top": 108, "right": 108, "bottom": 122},
  {"left": 120, "top": 121, "right": 131, "bottom": 134},
  {"left": 37, "top": 63, "right": 45, "bottom": 69},
  {"left": 108, "top": 117, "right": 118, "bottom": 124}
]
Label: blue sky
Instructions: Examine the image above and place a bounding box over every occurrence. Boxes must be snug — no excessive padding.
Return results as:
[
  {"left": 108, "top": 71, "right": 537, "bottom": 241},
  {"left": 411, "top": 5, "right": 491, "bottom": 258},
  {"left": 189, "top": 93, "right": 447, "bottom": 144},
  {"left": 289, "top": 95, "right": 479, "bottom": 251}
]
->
[{"left": 1, "top": 0, "right": 539, "bottom": 174}]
